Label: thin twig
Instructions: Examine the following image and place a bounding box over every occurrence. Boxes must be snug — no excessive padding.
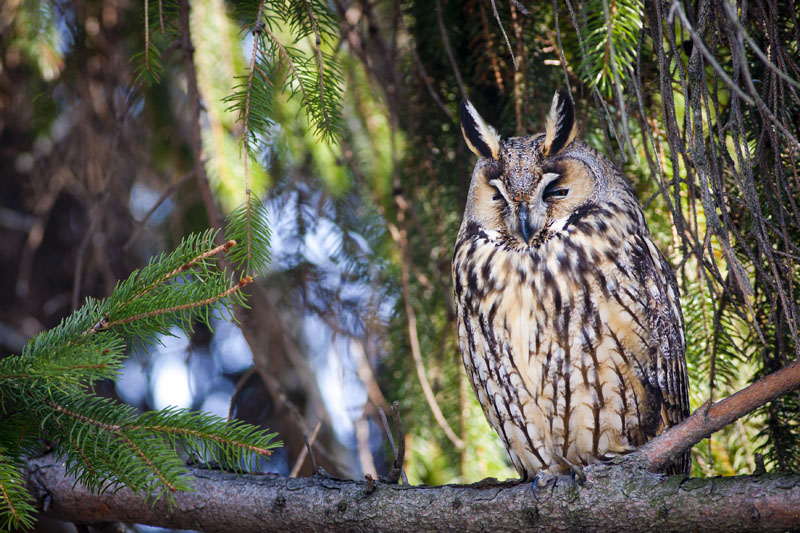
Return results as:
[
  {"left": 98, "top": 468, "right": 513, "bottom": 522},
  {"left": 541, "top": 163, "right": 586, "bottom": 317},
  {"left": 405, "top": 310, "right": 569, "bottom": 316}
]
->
[
  {"left": 551, "top": 0, "right": 572, "bottom": 95},
  {"left": 490, "top": 0, "right": 518, "bottom": 71},
  {"left": 667, "top": 2, "right": 754, "bottom": 106},
  {"left": 289, "top": 420, "right": 322, "bottom": 478},
  {"left": 304, "top": 431, "right": 319, "bottom": 475},
  {"left": 721, "top": 1, "right": 800, "bottom": 91},
  {"left": 123, "top": 171, "right": 195, "bottom": 250},
  {"left": 388, "top": 402, "right": 407, "bottom": 485},
  {"left": 377, "top": 405, "right": 407, "bottom": 485},
  {"left": 227, "top": 367, "right": 257, "bottom": 421},
  {"left": 145, "top": 0, "right": 150, "bottom": 66},
  {"left": 434, "top": 0, "right": 467, "bottom": 98},
  {"left": 71, "top": 93, "right": 130, "bottom": 310},
  {"left": 478, "top": 0, "right": 505, "bottom": 92},
  {"left": 390, "top": 219, "right": 464, "bottom": 451},
  {"left": 396, "top": 1, "right": 453, "bottom": 119},
  {"left": 242, "top": 0, "right": 266, "bottom": 268}
]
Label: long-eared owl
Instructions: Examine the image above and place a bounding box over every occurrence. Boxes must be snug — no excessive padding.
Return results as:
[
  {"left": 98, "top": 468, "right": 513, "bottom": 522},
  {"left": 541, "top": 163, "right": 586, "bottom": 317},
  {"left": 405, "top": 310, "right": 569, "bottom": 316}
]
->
[{"left": 452, "top": 90, "right": 690, "bottom": 478}]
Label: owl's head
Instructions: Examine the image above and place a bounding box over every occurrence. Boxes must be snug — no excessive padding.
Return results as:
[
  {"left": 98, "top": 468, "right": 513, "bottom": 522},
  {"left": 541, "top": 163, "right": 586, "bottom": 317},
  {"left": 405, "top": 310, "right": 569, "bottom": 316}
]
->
[{"left": 459, "top": 90, "right": 623, "bottom": 247}]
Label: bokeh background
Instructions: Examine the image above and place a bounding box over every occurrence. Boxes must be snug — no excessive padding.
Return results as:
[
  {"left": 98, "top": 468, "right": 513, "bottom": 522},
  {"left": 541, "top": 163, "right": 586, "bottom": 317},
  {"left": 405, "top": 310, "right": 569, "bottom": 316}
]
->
[{"left": 1, "top": 4, "right": 798, "bottom": 522}]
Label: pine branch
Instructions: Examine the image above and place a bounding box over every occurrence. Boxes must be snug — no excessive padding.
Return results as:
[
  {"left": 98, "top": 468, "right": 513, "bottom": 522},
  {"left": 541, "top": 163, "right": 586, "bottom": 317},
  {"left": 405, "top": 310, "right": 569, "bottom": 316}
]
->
[
  {"left": 578, "top": 0, "right": 641, "bottom": 99},
  {"left": 225, "top": 0, "right": 343, "bottom": 145},
  {"left": 241, "top": 0, "right": 267, "bottom": 270},
  {"left": 0, "top": 212, "right": 278, "bottom": 529},
  {"left": 0, "top": 452, "right": 36, "bottom": 531}
]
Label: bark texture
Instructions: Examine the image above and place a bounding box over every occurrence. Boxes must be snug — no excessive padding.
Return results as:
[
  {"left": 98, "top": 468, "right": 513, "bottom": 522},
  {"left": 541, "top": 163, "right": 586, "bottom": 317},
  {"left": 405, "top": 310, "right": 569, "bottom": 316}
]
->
[{"left": 26, "top": 454, "right": 800, "bottom": 532}]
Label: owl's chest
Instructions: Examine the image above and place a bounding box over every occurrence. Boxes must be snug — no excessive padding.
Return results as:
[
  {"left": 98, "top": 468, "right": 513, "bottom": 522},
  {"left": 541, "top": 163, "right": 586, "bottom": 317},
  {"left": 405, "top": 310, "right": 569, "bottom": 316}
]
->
[{"left": 454, "top": 235, "right": 652, "bottom": 472}]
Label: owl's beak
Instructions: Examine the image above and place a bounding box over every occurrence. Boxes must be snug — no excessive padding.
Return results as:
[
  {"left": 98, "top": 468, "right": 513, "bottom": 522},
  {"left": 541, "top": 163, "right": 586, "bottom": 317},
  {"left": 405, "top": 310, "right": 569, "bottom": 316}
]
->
[{"left": 518, "top": 204, "right": 538, "bottom": 244}]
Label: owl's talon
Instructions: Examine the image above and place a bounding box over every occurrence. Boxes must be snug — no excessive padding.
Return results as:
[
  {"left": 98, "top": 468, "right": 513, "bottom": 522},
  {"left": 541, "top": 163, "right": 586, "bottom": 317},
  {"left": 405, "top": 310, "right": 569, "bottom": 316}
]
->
[
  {"left": 529, "top": 472, "right": 556, "bottom": 501},
  {"left": 530, "top": 474, "right": 542, "bottom": 502},
  {"left": 570, "top": 465, "right": 586, "bottom": 485}
]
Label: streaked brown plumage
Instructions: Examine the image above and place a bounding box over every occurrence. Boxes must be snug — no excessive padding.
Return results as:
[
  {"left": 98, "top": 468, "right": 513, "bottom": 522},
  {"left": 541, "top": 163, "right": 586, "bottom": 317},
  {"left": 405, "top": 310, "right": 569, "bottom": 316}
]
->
[{"left": 453, "top": 91, "right": 689, "bottom": 479}]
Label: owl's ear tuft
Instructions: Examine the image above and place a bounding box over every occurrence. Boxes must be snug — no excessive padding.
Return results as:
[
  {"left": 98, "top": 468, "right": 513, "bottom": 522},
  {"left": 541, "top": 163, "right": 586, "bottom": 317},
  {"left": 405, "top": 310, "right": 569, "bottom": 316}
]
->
[
  {"left": 460, "top": 100, "right": 501, "bottom": 160},
  {"left": 542, "top": 89, "right": 577, "bottom": 157}
]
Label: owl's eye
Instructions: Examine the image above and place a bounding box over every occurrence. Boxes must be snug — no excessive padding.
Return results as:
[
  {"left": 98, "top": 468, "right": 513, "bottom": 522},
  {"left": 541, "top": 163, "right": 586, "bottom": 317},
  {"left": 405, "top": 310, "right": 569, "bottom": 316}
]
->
[
  {"left": 542, "top": 178, "right": 568, "bottom": 201},
  {"left": 488, "top": 179, "right": 508, "bottom": 204},
  {"left": 544, "top": 188, "right": 569, "bottom": 200}
]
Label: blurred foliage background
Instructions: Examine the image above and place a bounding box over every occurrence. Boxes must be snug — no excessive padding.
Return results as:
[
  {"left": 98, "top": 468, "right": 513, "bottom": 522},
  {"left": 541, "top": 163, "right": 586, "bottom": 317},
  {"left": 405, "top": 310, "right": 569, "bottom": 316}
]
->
[{"left": 1, "top": 1, "right": 798, "bottom": 518}]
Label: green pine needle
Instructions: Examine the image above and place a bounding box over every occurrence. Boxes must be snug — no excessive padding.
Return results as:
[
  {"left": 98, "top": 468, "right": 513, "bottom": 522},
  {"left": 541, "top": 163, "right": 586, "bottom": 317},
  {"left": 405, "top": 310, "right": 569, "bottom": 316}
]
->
[
  {"left": 578, "top": 0, "right": 642, "bottom": 99},
  {"left": 0, "top": 204, "right": 279, "bottom": 529},
  {"left": 0, "top": 450, "right": 37, "bottom": 531}
]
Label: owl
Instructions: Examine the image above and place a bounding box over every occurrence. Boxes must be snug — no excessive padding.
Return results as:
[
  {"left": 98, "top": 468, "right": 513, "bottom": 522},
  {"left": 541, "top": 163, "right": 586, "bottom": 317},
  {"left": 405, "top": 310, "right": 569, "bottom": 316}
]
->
[{"left": 452, "top": 90, "right": 690, "bottom": 480}]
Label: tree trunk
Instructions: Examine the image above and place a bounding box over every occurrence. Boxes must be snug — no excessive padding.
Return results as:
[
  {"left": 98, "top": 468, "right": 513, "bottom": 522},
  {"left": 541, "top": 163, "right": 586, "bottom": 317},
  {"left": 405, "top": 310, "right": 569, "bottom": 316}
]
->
[{"left": 25, "top": 454, "right": 800, "bottom": 532}]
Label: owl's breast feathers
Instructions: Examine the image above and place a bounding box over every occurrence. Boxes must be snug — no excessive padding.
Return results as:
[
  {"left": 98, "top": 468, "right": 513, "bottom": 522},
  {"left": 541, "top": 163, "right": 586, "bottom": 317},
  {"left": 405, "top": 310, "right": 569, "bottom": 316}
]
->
[{"left": 453, "top": 200, "right": 689, "bottom": 477}]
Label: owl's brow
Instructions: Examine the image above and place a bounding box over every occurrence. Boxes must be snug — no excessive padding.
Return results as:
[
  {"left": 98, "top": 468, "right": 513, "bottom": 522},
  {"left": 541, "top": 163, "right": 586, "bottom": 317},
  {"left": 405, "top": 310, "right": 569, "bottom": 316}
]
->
[
  {"left": 483, "top": 161, "right": 503, "bottom": 183},
  {"left": 488, "top": 178, "right": 512, "bottom": 204}
]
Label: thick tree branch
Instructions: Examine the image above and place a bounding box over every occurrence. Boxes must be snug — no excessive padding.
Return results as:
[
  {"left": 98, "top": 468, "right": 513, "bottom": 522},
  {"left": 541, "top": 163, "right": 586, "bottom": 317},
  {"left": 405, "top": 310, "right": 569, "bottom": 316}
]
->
[
  {"left": 26, "top": 454, "right": 800, "bottom": 532},
  {"left": 639, "top": 358, "right": 800, "bottom": 471}
]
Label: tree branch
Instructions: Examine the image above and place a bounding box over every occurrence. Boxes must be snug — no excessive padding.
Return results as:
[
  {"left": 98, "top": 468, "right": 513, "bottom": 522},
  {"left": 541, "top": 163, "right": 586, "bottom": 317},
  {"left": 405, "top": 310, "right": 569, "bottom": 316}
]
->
[
  {"left": 638, "top": 357, "right": 800, "bottom": 471},
  {"left": 26, "top": 454, "right": 800, "bottom": 532}
]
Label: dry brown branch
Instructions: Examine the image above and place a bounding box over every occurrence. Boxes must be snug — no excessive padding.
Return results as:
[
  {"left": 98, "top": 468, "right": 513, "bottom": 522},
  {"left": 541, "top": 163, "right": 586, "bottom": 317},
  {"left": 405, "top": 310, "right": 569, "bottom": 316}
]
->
[
  {"left": 490, "top": 0, "right": 517, "bottom": 71},
  {"left": 388, "top": 401, "right": 407, "bottom": 484},
  {"left": 638, "top": 358, "right": 800, "bottom": 471},
  {"left": 376, "top": 405, "right": 407, "bottom": 484},
  {"left": 289, "top": 420, "right": 322, "bottom": 478}
]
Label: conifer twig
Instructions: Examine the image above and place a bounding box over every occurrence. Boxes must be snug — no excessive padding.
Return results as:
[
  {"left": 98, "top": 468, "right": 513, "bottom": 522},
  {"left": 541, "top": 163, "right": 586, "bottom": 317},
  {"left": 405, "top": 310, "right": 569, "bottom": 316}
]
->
[
  {"left": 45, "top": 400, "right": 177, "bottom": 493},
  {"left": 302, "top": 0, "right": 333, "bottom": 138},
  {"left": 242, "top": 0, "right": 266, "bottom": 269},
  {"left": 131, "top": 239, "right": 237, "bottom": 301},
  {"left": 104, "top": 277, "right": 252, "bottom": 329},
  {"left": 129, "top": 424, "right": 274, "bottom": 458}
]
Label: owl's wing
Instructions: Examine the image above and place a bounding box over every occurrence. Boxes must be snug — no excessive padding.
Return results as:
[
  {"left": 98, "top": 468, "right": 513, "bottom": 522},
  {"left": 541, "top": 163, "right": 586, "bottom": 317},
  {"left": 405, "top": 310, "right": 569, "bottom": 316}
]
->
[{"left": 634, "top": 233, "right": 691, "bottom": 473}]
